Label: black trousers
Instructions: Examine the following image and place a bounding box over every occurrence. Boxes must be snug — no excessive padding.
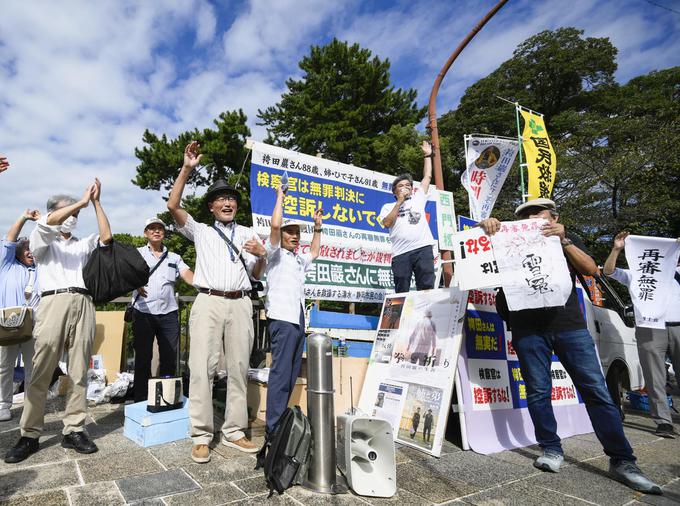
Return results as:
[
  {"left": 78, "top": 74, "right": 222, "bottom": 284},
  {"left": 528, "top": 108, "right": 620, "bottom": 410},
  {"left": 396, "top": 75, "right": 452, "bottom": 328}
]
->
[{"left": 131, "top": 309, "right": 179, "bottom": 402}]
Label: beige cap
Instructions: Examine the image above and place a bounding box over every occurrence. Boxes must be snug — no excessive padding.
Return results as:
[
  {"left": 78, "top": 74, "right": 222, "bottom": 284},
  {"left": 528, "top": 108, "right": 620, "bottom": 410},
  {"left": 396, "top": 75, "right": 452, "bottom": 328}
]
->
[
  {"left": 144, "top": 218, "right": 166, "bottom": 230},
  {"left": 281, "top": 218, "right": 308, "bottom": 229},
  {"left": 514, "top": 198, "right": 556, "bottom": 216}
]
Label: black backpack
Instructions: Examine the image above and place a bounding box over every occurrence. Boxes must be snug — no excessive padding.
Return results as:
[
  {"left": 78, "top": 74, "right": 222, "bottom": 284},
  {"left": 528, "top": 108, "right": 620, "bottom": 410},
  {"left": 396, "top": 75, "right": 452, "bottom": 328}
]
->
[
  {"left": 255, "top": 406, "right": 313, "bottom": 497},
  {"left": 83, "top": 240, "right": 150, "bottom": 303}
]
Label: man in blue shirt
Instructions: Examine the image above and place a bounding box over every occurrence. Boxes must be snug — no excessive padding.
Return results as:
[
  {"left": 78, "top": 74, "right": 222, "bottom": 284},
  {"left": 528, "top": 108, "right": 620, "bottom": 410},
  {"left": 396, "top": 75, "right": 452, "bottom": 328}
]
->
[{"left": 0, "top": 209, "right": 41, "bottom": 421}]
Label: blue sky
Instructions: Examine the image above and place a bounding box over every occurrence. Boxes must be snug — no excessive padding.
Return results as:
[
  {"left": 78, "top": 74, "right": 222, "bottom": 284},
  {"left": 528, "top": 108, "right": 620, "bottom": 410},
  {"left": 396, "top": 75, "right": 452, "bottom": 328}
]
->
[{"left": 1, "top": 0, "right": 679, "bottom": 235}]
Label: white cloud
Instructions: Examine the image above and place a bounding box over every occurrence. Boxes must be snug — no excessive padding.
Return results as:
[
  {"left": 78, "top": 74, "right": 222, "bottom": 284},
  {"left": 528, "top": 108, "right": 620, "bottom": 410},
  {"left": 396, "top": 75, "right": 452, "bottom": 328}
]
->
[{"left": 1, "top": 0, "right": 677, "bottom": 238}]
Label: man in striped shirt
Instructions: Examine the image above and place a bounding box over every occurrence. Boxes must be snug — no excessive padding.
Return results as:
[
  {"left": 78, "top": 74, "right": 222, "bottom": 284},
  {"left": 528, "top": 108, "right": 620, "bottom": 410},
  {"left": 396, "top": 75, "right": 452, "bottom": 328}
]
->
[
  {"left": 130, "top": 218, "right": 193, "bottom": 403},
  {"left": 168, "top": 141, "right": 267, "bottom": 463}
]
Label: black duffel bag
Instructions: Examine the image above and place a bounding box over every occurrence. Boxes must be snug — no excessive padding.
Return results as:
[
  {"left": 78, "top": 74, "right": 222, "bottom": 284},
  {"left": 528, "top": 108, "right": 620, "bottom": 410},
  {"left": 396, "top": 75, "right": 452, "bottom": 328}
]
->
[{"left": 83, "top": 240, "right": 150, "bottom": 304}]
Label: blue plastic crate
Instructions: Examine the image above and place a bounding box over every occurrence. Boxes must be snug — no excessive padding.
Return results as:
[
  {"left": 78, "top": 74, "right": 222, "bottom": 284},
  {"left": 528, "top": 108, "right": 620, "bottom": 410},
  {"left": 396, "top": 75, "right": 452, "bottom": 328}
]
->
[
  {"left": 124, "top": 397, "right": 190, "bottom": 447},
  {"left": 626, "top": 391, "right": 674, "bottom": 413}
]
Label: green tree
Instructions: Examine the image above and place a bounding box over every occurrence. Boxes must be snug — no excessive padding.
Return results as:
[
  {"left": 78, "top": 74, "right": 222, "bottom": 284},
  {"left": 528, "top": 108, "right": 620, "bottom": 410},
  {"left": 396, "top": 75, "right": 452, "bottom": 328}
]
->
[{"left": 257, "top": 38, "right": 426, "bottom": 171}]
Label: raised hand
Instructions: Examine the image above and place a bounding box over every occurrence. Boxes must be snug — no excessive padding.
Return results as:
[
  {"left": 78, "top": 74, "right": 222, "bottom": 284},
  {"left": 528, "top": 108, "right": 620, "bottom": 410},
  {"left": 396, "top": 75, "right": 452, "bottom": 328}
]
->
[
  {"left": 80, "top": 183, "right": 95, "bottom": 207},
  {"left": 479, "top": 218, "right": 501, "bottom": 236},
  {"left": 23, "top": 209, "right": 41, "bottom": 221},
  {"left": 313, "top": 208, "right": 323, "bottom": 227},
  {"left": 613, "top": 231, "right": 629, "bottom": 250},
  {"left": 244, "top": 238, "right": 266, "bottom": 259},
  {"left": 421, "top": 140, "right": 433, "bottom": 157},
  {"left": 183, "top": 141, "right": 202, "bottom": 171},
  {"left": 0, "top": 155, "right": 9, "bottom": 173},
  {"left": 91, "top": 178, "right": 102, "bottom": 202}
]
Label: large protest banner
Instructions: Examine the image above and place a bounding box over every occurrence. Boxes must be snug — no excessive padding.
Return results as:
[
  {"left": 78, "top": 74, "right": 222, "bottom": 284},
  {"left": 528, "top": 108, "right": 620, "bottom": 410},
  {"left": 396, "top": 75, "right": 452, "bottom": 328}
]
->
[
  {"left": 518, "top": 106, "right": 557, "bottom": 200},
  {"left": 249, "top": 141, "right": 444, "bottom": 302},
  {"left": 456, "top": 288, "right": 593, "bottom": 454},
  {"left": 358, "top": 288, "right": 467, "bottom": 457},
  {"left": 461, "top": 135, "right": 518, "bottom": 221}
]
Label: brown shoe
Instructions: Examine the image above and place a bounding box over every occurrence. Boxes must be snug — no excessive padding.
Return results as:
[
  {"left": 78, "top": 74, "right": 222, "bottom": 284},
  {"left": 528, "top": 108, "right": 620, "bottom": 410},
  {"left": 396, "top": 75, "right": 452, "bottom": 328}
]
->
[
  {"left": 222, "top": 436, "right": 258, "bottom": 453},
  {"left": 191, "top": 444, "right": 210, "bottom": 463}
]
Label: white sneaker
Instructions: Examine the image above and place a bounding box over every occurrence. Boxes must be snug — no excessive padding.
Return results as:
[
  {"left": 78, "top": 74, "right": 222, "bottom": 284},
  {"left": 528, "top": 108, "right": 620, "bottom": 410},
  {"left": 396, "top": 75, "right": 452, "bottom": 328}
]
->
[{"left": 0, "top": 408, "right": 11, "bottom": 422}]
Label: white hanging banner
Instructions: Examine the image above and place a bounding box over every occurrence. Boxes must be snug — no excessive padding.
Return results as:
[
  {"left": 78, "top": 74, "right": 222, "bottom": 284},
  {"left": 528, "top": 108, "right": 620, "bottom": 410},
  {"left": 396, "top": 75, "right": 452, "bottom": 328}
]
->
[
  {"left": 624, "top": 235, "right": 680, "bottom": 329},
  {"left": 489, "top": 219, "right": 572, "bottom": 311},
  {"left": 451, "top": 227, "right": 501, "bottom": 290},
  {"left": 461, "top": 136, "right": 519, "bottom": 221}
]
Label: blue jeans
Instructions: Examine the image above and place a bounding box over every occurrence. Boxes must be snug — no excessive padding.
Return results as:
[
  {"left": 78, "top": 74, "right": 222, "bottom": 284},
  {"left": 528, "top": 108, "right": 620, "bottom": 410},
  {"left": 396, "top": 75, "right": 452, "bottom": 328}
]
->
[
  {"left": 391, "top": 245, "right": 435, "bottom": 293},
  {"left": 266, "top": 309, "right": 305, "bottom": 432},
  {"left": 513, "top": 328, "right": 635, "bottom": 463}
]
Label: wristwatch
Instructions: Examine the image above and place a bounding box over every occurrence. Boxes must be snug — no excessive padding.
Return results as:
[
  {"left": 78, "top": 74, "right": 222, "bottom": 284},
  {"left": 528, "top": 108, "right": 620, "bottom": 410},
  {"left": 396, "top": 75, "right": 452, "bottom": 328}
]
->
[{"left": 561, "top": 238, "right": 573, "bottom": 247}]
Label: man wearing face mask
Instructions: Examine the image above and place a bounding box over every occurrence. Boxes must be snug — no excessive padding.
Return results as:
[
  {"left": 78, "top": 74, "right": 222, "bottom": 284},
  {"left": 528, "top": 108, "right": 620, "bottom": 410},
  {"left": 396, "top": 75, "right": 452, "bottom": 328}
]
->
[
  {"left": 0, "top": 209, "right": 41, "bottom": 422},
  {"left": 168, "top": 141, "right": 267, "bottom": 463},
  {"left": 5, "top": 179, "right": 112, "bottom": 464},
  {"left": 379, "top": 141, "right": 436, "bottom": 293}
]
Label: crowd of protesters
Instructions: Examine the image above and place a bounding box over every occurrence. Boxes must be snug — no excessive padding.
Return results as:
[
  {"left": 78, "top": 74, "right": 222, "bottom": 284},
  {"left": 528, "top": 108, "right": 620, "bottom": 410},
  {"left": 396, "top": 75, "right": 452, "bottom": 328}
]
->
[{"left": 0, "top": 145, "right": 676, "bottom": 496}]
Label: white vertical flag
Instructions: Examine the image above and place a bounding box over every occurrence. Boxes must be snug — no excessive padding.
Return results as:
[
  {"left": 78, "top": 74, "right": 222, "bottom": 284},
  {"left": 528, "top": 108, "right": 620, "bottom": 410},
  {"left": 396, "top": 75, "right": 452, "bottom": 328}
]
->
[
  {"left": 489, "top": 219, "right": 572, "bottom": 311},
  {"left": 461, "top": 136, "right": 519, "bottom": 221},
  {"left": 624, "top": 235, "right": 680, "bottom": 329}
]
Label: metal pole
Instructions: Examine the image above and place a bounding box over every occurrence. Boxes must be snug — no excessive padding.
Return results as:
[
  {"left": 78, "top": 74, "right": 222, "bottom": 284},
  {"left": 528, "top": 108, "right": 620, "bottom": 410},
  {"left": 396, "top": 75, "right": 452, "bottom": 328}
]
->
[
  {"left": 427, "top": 0, "right": 510, "bottom": 283},
  {"left": 304, "top": 333, "right": 347, "bottom": 494},
  {"left": 514, "top": 105, "right": 527, "bottom": 202}
]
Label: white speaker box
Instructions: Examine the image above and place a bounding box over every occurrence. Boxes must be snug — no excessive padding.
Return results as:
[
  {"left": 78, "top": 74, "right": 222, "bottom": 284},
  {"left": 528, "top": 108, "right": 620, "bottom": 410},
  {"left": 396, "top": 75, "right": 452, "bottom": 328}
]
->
[{"left": 336, "top": 414, "right": 397, "bottom": 497}]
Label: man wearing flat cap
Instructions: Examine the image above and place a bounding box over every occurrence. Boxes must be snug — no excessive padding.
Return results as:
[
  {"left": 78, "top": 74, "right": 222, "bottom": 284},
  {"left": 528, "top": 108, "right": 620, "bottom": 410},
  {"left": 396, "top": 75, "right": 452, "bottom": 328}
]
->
[
  {"left": 479, "top": 198, "right": 662, "bottom": 495},
  {"left": 130, "top": 218, "right": 193, "bottom": 403},
  {"left": 168, "top": 141, "right": 267, "bottom": 462}
]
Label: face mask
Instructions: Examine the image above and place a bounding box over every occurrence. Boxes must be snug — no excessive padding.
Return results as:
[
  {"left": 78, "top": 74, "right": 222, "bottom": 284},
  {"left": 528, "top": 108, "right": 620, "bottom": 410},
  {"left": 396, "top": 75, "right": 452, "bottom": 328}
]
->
[{"left": 60, "top": 216, "right": 78, "bottom": 233}]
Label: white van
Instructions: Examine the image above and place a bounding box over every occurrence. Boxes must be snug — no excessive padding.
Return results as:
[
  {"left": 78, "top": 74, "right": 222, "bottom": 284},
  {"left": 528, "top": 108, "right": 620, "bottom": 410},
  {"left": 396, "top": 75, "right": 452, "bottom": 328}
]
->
[{"left": 579, "top": 274, "right": 643, "bottom": 418}]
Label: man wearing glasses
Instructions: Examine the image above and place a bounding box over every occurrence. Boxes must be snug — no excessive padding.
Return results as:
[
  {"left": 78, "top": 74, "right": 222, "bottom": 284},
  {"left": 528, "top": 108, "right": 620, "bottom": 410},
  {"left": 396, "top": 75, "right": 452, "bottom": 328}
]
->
[{"left": 167, "top": 142, "right": 267, "bottom": 463}]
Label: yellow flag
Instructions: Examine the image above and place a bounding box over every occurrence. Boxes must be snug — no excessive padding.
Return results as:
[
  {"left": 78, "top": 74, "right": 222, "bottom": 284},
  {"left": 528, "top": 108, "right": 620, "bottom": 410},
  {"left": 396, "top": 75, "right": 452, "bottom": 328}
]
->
[{"left": 519, "top": 108, "right": 556, "bottom": 199}]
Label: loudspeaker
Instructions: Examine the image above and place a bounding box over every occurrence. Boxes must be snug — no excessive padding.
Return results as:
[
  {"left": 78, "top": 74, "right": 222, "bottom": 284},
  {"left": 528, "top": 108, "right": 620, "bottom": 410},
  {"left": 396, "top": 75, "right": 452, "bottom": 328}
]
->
[
  {"left": 147, "top": 376, "right": 183, "bottom": 413},
  {"left": 336, "top": 414, "right": 396, "bottom": 497}
]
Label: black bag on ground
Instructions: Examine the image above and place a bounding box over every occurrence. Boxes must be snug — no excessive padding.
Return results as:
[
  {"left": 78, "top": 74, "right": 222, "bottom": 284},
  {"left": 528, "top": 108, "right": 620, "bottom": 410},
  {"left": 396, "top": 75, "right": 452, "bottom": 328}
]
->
[
  {"left": 255, "top": 406, "right": 312, "bottom": 497},
  {"left": 83, "top": 241, "right": 150, "bottom": 304}
]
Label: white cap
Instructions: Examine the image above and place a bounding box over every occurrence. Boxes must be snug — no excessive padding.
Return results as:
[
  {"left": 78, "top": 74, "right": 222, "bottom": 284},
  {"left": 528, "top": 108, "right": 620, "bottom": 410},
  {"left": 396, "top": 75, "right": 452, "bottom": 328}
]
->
[
  {"left": 144, "top": 218, "right": 166, "bottom": 230},
  {"left": 281, "top": 218, "right": 308, "bottom": 229}
]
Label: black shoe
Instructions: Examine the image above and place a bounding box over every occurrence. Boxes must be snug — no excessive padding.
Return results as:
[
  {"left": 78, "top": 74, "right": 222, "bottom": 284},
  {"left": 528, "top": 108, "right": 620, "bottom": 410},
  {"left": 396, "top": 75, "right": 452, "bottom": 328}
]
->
[
  {"left": 4, "top": 436, "right": 39, "bottom": 463},
  {"left": 654, "top": 423, "right": 676, "bottom": 438},
  {"left": 62, "top": 432, "right": 98, "bottom": 454}
]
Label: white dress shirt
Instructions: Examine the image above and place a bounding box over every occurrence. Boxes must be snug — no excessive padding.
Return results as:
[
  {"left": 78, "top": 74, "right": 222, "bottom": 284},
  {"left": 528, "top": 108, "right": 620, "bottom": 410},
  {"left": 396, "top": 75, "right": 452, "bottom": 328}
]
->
[
  {"left": 132, "top": 245, "right": 189, "bottom": 315},
  {"left": 177, "top": 215, "right": 257, "bottom": 291},
  {"left": 264, "top": 241, "right": 312, "bottom": 324},
  {"left": 29, "top": 216, "right": 100, "bottom": 292},
  {"left": 378, "top": 188, "right": 435, "bottom": 257}
]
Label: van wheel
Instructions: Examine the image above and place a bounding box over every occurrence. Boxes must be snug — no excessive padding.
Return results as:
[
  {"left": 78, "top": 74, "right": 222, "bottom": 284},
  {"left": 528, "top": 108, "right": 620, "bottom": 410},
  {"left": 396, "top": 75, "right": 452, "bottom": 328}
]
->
[{"left": 606, "top": 367, "right": 628, "bottom": 421}]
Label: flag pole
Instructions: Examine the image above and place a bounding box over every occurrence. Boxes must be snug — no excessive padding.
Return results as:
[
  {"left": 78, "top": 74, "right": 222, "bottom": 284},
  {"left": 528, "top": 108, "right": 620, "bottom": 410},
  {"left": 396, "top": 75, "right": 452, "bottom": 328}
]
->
[{"left": 497, "top": 96, "right": 528, "bottom": 202}]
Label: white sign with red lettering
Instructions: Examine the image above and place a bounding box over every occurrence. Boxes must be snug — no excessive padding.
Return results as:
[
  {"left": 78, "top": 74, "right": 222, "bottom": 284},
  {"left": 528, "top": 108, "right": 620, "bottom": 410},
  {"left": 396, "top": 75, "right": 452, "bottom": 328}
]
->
[{"left": 452, "top": 227, "right": 501, "bottom": 290}]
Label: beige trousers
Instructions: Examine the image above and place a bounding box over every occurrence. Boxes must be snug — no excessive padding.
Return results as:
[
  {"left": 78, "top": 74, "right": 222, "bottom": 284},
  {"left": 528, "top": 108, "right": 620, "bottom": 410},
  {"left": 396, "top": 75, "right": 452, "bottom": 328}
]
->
[
  {"left": 0, "top": 338, "right": 34, "bottom": 410},
  {"left": 20, "top": 293, "right": 95, "bottom": 437},
  {"left": 188, "top": 293, "right": 253, "bottom": 445}
]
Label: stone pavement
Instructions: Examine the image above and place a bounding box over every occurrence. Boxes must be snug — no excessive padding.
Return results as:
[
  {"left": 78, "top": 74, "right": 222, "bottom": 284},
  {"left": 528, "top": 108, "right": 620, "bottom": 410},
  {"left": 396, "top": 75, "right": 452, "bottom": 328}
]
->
[{"left": 0, "top": 395, "right": 678, "bottom": 506}]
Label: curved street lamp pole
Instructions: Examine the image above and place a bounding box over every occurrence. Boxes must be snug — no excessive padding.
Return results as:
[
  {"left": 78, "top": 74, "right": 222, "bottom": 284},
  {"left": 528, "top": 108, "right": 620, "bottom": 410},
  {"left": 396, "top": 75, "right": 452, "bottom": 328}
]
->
[{"left": 427, "top": 0, "right": 510, "bottom": 285}]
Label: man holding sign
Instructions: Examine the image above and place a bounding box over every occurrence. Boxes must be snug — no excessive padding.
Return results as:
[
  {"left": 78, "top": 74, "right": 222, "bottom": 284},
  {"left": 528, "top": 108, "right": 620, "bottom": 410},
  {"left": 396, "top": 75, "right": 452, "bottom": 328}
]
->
[
  {"left": 379, "top": 141, "right": 436, "bottom": 293},
  {"left": 479, "top": 198, "right": 661, "bottom": 495}
]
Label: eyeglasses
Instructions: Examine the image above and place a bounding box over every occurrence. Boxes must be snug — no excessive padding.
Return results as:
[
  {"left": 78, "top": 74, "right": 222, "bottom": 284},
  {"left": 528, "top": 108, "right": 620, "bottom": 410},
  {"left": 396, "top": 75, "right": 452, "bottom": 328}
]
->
[{"left": 212, "top": 195, "right": 238, "bottom": 205}]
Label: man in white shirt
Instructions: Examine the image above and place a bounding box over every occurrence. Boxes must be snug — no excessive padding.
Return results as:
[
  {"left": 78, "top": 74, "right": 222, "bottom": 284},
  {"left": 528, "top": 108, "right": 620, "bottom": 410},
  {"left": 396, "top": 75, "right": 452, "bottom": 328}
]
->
[
  {"left": 379, "top": 141, "right": 436, "bottom": 293},
  {"left": 168, "top": 141, "right": 267, "bottom": 463},
  {"left": 130, "top": 218, "right": 193, "bottom": 403},
  {"left": 264, "top": 185, "right": 322, "bottom": 433},
  {"left": 0, "top": 209, "right": 41, "bottom": 422},
  {"left": 5, "top": 179, "right": 112, "bottom": 463},
  {"left": 604, "top": 231, "right": 680, "bottom": 439}
]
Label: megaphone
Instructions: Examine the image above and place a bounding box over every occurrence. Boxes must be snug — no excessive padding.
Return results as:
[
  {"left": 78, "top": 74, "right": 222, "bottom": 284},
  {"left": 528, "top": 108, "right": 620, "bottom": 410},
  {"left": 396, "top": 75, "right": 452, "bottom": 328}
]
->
[{"left": 336, "top": 414, "right": 396, "bottom": 497}]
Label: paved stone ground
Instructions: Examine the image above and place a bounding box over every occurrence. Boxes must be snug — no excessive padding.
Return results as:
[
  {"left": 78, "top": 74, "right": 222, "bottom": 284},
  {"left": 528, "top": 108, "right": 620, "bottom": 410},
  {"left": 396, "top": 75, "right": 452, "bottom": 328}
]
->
[{"left": 0, "top": 394, "right": 678, "bottom": 506}]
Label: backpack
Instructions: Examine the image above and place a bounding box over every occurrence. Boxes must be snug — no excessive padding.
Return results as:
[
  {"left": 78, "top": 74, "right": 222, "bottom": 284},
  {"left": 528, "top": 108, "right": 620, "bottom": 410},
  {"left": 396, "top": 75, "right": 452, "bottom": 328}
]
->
[
  {"left": 255, "top": 406, "right": 313, "bottom": 497},
  {"left": 82, "top": 240, "right": 150, "bottom": 303}
]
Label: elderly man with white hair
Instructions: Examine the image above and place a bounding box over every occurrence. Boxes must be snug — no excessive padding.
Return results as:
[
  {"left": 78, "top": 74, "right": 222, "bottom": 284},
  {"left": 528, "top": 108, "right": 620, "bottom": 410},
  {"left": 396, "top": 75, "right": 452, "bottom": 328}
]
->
[
  {"left": 4, "top": 179, "right": 112, "bottom": 464},
  {"left": 0, "top": 209, "right": 41, "bottom": 422}
]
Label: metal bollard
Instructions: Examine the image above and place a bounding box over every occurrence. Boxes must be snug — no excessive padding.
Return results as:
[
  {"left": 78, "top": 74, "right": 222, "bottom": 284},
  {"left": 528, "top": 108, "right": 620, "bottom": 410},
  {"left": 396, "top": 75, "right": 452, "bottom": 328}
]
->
[{"left": 304, "top": 333, "right": 347, "bottom": 494}]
